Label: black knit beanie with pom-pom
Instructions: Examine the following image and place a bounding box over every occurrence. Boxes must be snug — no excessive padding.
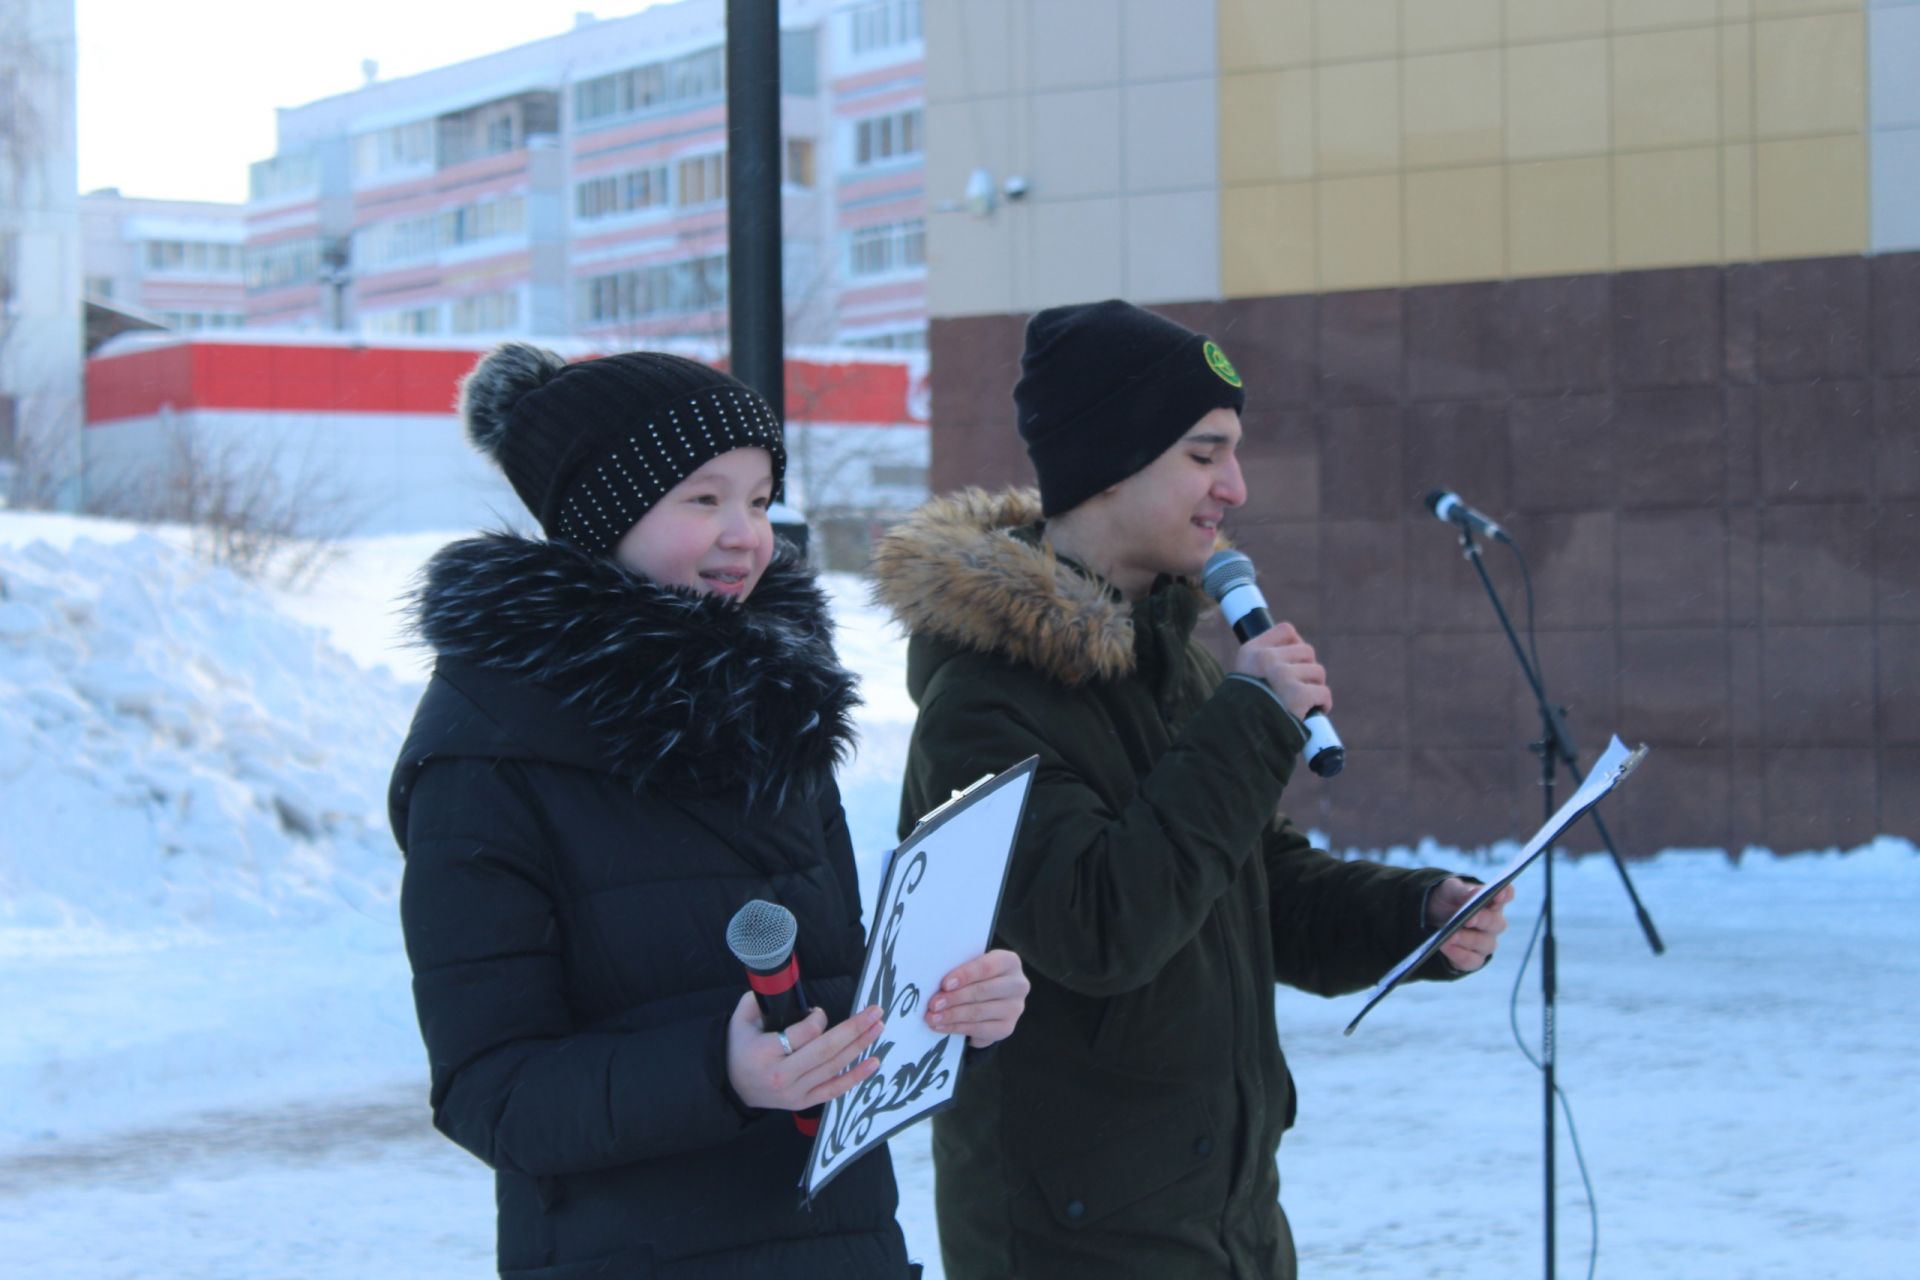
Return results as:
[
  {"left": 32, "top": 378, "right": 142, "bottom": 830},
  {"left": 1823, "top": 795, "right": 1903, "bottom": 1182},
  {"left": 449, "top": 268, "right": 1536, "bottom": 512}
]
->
[{"left": 458, "top": 342, "right": 787, "bottom": 555}]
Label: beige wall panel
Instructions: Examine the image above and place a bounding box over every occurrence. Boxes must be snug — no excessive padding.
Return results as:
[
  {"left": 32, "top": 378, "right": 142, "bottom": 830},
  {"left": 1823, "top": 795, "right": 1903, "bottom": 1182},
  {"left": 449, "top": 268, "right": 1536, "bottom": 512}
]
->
[
  {"left": 925, "top": 97, "right": 1017, "bottom": 223},
  {"left": 1122, "top": 0, "right": 1218, "bottom": 80},
  {"left": 1027, "top": 0, "right": 1125, "bottom": 91},
  {"left": 926, "top": 0, "right": 1014, "bottom": 101},
  {"left": 1125, "top": 190, "right": 1223, "bottom": 301},
  {"left": 1611, "top": 0, "right": 1722, "bottom": 31},
  {"left": 1221, "top": 71, "right": 1316, "bottom": 183},
  {"left": 1507, "top": 40, "right": 1612, "bottom": 160},
  {"left": 1030, "top": 88, "right": 1125, "bottom": 200},
  {"left": 1723, "top": 142, "right": 1757, "bottom": 258},
  {"left": 1754, "top": 134, "right": 1867, "bottom": 256},
  {"left": 1615, "top": 146, "right": 1723, "bottom": 266},
  {"left": 1752, "top": 0, "right": 1859, "bottom": 16},
  {"left": 1404, "top": 50, "right": 1506, "bottom": 168},
  {"left": 1316, "top": 173, "right": 1403, "bottom": 288},
  {"left": 1754, "top": 13, "right": 1867, "bottom": 137},
  {"left": 1221, "top": 182, "right": 1317, "bottom": 296},
  {"left": 1506, "top": 0, "right": 1611, "bottom": 42},
  {"left": 1126, "top": 78, "right": 1220, "bottom": 193},
  {"left": 1613, "top": 27, "right": 1723, "bottom": 150},
  {"left": 1508, "top": 156, "right": 1613, "bottom": 275},
  {"left": 1316, "top": 60, "right": 1402, "bottom": 174},
  {"left": 1402, "top": 0, "right": 1504, "bottom": 54},
  {"left": 1021, "top": 197, "right": 1126, "bottom": 309},
  {"left": 1722, "top": 22, "right": 1756, "bottom": 141},
  {"left": 1314, "top": 0, "right": 1400, "bottom": 61},
  {"left": 1405, "top": 165, "right": 1507, "bottom": 282},
  {"left": 1219, "top": 0, "right": 1314, "bottom": 71},
  {"left": 1721, "top": 0, "right": 1755, "bottom": 16},
  {"left": 928, "top": 210, "right": 1019, "bottom": 316}
]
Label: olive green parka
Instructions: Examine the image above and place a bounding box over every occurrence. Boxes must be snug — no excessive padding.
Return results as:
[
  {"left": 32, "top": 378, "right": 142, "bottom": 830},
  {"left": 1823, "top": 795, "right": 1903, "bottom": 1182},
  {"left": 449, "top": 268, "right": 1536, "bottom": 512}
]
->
[{"left": 873, "top": 489, "right": 1455, "bottom": 1280}]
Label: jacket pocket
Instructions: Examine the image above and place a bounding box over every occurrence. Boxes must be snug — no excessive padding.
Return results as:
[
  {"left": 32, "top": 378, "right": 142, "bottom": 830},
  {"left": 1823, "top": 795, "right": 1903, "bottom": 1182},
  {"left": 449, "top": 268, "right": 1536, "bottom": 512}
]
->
[
  {"left": 500, "top": 1246, "right": 655, "bottom": 1279},
  {"left": 1029, "top": 1098, "right": 1221, "bottom": 1231}
]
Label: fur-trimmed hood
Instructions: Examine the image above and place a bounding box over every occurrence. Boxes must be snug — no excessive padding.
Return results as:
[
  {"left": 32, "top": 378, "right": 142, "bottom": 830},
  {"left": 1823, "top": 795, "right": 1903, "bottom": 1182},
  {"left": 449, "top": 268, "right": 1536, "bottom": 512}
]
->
[
  {"left": 404, "top": 533, "right": 857, "bottom": 807},
  {"left": 872, "top": 487, "right": 1220, "bottom": 689}
]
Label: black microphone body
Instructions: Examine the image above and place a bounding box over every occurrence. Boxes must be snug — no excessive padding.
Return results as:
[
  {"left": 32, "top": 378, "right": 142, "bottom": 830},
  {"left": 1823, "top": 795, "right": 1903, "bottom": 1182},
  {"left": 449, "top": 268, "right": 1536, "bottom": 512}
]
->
[
  {"left": 1201, "top": 550, "right": 1346, "bottom": 778},
  {"left": 1424, "top": 489, "right": 1511, "bottom": 543},
  {"left": 725, "top": 899, "right": 822, "bottom": 1134}
]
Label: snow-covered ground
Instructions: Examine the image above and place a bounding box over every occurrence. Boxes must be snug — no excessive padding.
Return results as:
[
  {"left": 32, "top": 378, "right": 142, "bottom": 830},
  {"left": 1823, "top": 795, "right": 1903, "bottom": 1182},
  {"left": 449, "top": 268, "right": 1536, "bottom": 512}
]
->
[{"left": 0, "top": 513, "right": 1913, "bottom": 1278}]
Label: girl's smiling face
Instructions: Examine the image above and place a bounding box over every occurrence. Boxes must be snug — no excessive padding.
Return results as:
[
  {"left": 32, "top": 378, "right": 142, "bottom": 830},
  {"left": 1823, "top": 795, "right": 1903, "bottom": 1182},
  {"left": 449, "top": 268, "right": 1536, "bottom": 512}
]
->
[{"left": 614, "top": 447, "right": 775, "bottom": 599}]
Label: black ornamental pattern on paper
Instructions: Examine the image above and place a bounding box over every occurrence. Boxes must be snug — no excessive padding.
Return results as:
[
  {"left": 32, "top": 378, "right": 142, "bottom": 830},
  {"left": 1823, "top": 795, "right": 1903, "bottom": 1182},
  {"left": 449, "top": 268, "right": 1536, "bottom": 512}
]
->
[{"left": 818, "top": 848, "right": 954, "bottom": 1166}]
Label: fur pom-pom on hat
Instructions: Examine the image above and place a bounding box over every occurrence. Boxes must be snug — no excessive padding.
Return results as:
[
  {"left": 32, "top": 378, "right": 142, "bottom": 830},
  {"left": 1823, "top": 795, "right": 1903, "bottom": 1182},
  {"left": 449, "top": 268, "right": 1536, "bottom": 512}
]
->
[
  {"left": 459, "top": 342, "right": 570, "bottom": 461},
  {"left": 455, "top": 341, "right": 787, "bottom": 555}
]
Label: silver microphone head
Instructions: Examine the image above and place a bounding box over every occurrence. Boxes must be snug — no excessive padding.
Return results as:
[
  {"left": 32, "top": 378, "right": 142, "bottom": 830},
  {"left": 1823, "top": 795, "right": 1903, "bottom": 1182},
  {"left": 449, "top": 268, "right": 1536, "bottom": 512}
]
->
[
  {"left": 725, "top": 899, "right": 797, "bottom": 971},
  {"left": 1201, "top": 548, "right": 1256, "bottom": 601}
]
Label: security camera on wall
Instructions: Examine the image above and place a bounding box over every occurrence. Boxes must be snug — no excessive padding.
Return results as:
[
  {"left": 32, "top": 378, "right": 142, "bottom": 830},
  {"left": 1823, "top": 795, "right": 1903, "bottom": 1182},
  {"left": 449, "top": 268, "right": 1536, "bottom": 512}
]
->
[{"left": 1002, "top": 175, "right": 1029, "bottom": 201}]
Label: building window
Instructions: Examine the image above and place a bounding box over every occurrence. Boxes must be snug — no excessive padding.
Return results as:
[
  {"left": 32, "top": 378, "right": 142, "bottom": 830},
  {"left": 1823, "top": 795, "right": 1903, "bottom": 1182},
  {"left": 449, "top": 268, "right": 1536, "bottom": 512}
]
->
[
  {"left": 85, "top": 274, "right": 115, "bottom": 299},
  {"left": 443, "top": 195, "right": 527, "bottom": 246},
  {"left": 843, "top": 328, "right": 927, "bottom": 351},
  {"left": 676, "top": 153, "right": 727, "bottom": 207},
  {"left": 352, "top": 121, "right": 434, "bottom": 179},
  {"left": 849, "top": 0, "right": 922, "bottom": 55},
  {"left": 846, "top": 219, "right": 926, "bottom": 278},
  {"left": 785, "top": 137, "right": 816, "bottom": 189},
  {"left": 250, "top": 151, "right": 318, "bottom": 201},
  {"left": 362, "top": 307, "right": 441, "bottom": 336},
  {"left": 577, "top": 254, "right": 728, "bottom": 324},
  {"left": 451, "top": 290, "right": 521, "bottom": 334},
  {"left": 574, "top": 46, "right": 725, "bottom": 126},
  {"left": 575, "top": 166, "right": 670, "bottom": 220},
  {"left": 0, "top": 397, "right": 17, "bottom": 462},
  {"left": 852, "top": 108, "right": 922, "bottom": 168},
  {"left": 245, "top": 241, "right": 319, "bottom": 290}
]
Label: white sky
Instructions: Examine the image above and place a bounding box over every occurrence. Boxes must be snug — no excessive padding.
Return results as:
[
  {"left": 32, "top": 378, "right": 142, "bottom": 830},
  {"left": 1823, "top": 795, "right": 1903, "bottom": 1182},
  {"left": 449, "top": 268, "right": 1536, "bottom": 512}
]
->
[{"left": 75, "top": 0, "right": 669, "bottom": 205}]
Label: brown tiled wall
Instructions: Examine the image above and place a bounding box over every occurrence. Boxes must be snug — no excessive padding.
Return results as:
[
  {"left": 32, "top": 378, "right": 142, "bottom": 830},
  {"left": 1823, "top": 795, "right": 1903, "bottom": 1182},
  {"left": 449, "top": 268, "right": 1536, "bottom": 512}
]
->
[{"left": 925, "top": 252, "right": 1919, "bottom": 855}]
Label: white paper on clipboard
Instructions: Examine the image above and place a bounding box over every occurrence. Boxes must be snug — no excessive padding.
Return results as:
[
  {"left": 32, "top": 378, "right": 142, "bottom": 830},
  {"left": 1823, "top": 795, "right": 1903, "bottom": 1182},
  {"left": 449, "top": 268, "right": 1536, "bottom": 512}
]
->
[
  {"left": 1344, "top": 735, "right": 1649, "bottom": 1036},
  {"left": 801, "top": 756, "right": 1037, "bottom": 1201}
]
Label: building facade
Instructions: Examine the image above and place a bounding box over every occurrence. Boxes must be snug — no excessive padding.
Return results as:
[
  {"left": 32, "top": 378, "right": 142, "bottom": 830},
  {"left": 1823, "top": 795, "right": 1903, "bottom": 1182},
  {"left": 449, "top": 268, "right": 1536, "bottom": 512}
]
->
[
  {"left": 80, "top": 190, "right": 247, "bottom": 332},
  {"left": 0, "top": 0, "right": 83, "bottom": 508},
  {"left": 920, "top": 0, "right": 1919, "bottom": 854},
  {"left": 240, "top": 0, "right": 927, "bottom": 351}
]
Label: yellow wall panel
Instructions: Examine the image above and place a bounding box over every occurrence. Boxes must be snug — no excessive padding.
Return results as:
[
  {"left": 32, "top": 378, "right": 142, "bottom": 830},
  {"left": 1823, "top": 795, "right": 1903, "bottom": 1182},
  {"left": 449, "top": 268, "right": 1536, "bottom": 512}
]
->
[
  {"left": 1753, "top": 13, "right": 1866, "bottom": 137},
  {"left": 1219, "top": 0, "right": 1314, "bottom": 71},
  {"left": 1615, "top": 147, "right": 1723, "bottom": 267},
  {"left": 1508, "top": 157, "right": 1613, "bottom": 275},
  {"left": 1316, "top": 174, "right": 1403, "bottom": 288},
  {"left": 1222, "top": 182, "right": 1318, "bottom": 296},
  {"left": 1221, "top": 71, "right": 1317, "bottom": 183},
  {"left": 1506, "top": 0, "right": 1611, "bottom": 42},
  {"left": 1755, "top": 134, "right": 1867, "bottom": 256},
  {"left": 1406, "top": 165, "right": 1507, "bottom": 282},
  {"left": 1401, "top": 0, "right": 1503, "bottom": 54},
  {"left": 1723, "top": 142, "right": 1757, "bottom": 259},
  {"left": 1721, "top": 23, "right": 1755, "bottom": 141},
  {"left": 1314, "top": 0, "right": 1399, "bottom": 61},
  {"left": 1507, "top": 40, "right": 1612, "bottom": 160},
  {"left": 1315, "top": 60, "right": 1402, "bottom": 174},
  {"left": 1613, "top": 27, "right": 1722, "bottom": 150},
  {"left": 1404, "top": 50, "right": 1506, "bottom": 168}
]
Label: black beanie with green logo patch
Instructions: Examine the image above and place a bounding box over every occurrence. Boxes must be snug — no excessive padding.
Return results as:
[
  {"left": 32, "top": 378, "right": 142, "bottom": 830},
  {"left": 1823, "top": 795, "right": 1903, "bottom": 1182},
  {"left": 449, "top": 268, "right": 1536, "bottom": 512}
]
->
[{"left": 1013, "top": 299, "right": 1246, "bottom": 517}]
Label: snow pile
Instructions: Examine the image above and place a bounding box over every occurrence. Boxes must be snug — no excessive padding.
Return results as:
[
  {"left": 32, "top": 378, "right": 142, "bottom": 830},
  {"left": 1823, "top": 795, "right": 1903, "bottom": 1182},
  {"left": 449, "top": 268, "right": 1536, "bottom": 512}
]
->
[{"left": 0, "top": 532, "right": 419, "bottom": 931}]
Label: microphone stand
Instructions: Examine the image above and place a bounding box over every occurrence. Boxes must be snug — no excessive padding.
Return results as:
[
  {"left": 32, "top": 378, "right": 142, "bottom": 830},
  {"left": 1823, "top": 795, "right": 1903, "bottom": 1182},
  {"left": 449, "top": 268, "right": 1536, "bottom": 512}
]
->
[{"left": 1449, "top": 518, "right": 1665, "bottom": 1280}]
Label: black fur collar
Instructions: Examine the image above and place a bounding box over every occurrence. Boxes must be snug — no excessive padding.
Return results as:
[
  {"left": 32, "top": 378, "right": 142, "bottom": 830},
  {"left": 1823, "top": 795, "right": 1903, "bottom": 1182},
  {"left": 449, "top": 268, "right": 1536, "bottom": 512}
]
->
[{"left": 410, "top": 533, "right": 858, "bottom": 807}]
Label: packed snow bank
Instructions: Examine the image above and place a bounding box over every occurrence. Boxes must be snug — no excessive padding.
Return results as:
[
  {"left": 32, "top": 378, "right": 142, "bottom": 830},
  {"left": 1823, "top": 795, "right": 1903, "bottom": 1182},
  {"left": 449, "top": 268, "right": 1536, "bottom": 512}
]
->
[{"left": 0, "top": 532, "right": 417, "bottom": 931}]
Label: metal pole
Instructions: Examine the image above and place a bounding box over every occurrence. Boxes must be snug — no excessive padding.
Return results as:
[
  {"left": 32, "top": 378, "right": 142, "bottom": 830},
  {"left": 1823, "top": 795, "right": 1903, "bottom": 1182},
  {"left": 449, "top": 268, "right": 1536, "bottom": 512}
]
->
[{"left": 725, "top": 0, "right": 785, "bottom": 427}]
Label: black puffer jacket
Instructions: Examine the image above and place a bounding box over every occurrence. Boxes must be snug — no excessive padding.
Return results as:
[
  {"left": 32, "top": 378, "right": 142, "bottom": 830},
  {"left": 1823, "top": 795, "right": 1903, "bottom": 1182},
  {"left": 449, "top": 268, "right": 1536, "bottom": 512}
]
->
[{"left": 390, "top": 533, "right": 911, "bottom": 1280}]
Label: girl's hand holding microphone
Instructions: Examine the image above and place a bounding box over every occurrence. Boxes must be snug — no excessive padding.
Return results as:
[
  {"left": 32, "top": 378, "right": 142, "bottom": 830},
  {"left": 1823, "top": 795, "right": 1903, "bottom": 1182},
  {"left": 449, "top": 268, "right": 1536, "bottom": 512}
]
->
[{"left": 725, "top": 994, "right": 886, "bottom": 1112}]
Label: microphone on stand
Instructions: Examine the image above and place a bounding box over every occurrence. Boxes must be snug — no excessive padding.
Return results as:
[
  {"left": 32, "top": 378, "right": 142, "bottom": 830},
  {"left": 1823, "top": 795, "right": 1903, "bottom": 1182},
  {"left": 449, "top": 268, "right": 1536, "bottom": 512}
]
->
[
  {"left": 725, "top": 899, "right": 821, "bottom": 1136},
  {"left": 1424, "top": 489, "right": 1511, "bottom": 544},
  {"left": 1201, "top": 549, "right": 1345, "bottom": 778}
]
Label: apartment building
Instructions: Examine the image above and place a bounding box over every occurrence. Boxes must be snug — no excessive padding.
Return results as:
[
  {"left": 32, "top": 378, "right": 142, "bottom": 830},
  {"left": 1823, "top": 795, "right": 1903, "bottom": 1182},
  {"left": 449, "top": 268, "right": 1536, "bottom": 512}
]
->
[
  {"left": 241, "top": 0, "right": 927, "bottom": 350},
  {"left": 80, "top": 190, "right": 247, "bottom": 332}
]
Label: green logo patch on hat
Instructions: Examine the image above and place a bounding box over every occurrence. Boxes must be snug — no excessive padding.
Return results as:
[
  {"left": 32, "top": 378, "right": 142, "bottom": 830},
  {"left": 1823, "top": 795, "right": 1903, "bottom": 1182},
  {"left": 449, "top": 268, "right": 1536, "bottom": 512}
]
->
[{"left": 1203, "top": 340, "right": 1242, "bottom": 388}]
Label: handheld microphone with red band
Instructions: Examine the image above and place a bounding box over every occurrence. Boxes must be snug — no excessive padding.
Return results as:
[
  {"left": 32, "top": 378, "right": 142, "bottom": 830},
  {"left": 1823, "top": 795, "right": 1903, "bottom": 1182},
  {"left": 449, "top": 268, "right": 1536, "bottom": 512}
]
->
[
  {"left": 725, "top": 899, "right": 821, "bottom": 1135},
  {"left": 1202, "top": 549, "right": 1346, "bottom": 778}
]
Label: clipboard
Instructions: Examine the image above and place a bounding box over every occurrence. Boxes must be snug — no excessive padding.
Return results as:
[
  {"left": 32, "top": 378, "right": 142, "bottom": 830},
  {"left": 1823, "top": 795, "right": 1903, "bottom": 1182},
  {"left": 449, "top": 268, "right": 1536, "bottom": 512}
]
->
[
  {"left": 1344, "top": 736, "right": 1649, "bottom": 1036},
  {"left": 800, "top": 756, "right": 1038, "bottom": 1201}
]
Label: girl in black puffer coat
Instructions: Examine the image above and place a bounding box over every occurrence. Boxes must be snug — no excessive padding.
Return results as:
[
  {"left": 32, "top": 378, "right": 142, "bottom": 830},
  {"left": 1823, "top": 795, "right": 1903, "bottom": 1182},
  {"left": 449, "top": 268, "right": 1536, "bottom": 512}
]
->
[{"left": 390, "top": 344, "right": 1027, "bottom": 1280}]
